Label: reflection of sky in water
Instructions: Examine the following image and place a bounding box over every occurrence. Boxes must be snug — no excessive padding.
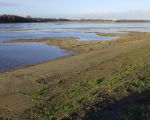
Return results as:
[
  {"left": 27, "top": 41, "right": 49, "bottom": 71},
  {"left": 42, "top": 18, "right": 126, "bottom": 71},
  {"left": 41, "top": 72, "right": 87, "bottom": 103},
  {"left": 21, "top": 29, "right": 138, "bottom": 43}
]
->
[
  {"left": 1, "top": 22, "right": 150, "bottom": 30},
  {"left": 0, "top": 22, "right": 150, "bottom": 41},
  {"left": 0, "top": 43, "right": 72, "bottom": 71},
  {"left": 0, "top": 22, "right": 150, "bottom": 71},
  {"left": 0, "top": 28, "right": 118, "bottom": 41},
  {"left": 119, "top": 27, "right": 150, "bottom": 32}
]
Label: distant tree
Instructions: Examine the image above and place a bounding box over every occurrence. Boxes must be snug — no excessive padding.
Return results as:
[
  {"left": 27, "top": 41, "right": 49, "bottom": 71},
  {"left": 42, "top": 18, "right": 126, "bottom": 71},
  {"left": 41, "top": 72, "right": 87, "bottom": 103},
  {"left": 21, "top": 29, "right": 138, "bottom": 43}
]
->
[{"left": 26, "top": 15, "right": 32, "bottom": 19}]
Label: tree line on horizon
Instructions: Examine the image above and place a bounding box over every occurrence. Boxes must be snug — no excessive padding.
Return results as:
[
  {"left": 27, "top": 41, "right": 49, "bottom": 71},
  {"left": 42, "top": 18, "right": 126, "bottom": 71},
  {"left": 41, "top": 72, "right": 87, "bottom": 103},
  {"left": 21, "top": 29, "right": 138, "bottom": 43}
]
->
[
  {"left": 0, "top": 14, "right": 69, "bottom": 23},
  {"left": 0, "top": 14, "right": 150, "bottom": 23}
]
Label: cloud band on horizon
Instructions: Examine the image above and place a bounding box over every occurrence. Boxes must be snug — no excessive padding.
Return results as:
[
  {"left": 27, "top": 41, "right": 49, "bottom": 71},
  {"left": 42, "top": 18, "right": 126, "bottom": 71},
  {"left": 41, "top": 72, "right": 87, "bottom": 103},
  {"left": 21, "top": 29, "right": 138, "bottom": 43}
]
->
[{"left": 0, "top": 1, "right": 18, "bottom": 7}]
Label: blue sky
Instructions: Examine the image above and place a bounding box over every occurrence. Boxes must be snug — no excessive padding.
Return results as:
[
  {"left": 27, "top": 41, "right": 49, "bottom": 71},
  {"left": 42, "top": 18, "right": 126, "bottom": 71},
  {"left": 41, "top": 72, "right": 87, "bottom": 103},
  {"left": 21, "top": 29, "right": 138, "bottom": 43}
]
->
[{"left": 0, "top": 0, "right": 150, "bottom": 19}]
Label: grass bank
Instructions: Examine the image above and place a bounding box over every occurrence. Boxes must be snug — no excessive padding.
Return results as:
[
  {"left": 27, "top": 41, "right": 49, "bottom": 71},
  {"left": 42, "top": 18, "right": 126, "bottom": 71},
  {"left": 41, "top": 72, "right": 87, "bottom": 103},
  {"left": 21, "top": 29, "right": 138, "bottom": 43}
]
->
[{"left": 21, "top": 44, "right": 150, "bottom": 120}]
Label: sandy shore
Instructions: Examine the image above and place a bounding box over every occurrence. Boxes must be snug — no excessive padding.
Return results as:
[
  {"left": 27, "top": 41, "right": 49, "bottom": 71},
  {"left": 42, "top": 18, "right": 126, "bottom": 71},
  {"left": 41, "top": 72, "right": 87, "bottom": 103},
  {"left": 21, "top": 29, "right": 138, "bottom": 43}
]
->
[{"left": 0, "top": 32, "right": 150, "bottom": 119}]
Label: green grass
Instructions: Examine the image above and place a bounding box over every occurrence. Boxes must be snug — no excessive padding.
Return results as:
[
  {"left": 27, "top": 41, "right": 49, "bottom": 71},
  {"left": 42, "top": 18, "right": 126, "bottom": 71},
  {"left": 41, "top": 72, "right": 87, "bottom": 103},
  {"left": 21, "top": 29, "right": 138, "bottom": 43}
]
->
[
  {"left": 30, "top": 86, "right": 49, "bottom": 99},
  {"left": 23, "top": 46, "right": 150, "bottom": 120},
  {"left": 27, "top": 62, "right": 149, "bottom": 119},
  {"left": 114, "top": 71, "right": 150, "bottom": 94},
  {"left": 88, "top": 77, "right": 103, "bottom": 87},
  {"left": 104, "top": 58, "right": 146, "bottom": 90}
]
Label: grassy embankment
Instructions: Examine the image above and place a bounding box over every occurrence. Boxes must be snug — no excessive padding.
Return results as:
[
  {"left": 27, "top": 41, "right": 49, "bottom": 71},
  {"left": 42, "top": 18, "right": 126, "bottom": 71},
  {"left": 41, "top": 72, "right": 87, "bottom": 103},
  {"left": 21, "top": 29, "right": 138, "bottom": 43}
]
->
[
  {"left": 18, "top": 32, "right": 150, "bottom": 120},
  {"left": 22, "top": 46, "right": 150, "bottom": 120}
]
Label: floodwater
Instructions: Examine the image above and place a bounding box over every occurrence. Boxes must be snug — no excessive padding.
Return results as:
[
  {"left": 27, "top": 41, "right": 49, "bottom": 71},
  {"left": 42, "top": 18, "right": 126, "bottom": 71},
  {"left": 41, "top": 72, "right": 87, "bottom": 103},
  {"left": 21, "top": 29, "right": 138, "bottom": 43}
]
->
[
  {"left": 1, "top": 22, "right": 150, "bottom": 41},
  {"left": 0, "top": 22, "right": 150, "bottom": 71},
  {"left": 0, "top": 43, "right": 72, "bottom": 71}
]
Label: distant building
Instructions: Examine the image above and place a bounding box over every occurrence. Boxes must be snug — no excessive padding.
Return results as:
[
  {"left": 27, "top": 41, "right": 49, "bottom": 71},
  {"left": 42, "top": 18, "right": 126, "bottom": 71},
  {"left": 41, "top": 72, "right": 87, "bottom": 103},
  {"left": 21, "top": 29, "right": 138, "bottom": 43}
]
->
[{"left": 112, "top": 19, "right": 117, "bottom": 22}]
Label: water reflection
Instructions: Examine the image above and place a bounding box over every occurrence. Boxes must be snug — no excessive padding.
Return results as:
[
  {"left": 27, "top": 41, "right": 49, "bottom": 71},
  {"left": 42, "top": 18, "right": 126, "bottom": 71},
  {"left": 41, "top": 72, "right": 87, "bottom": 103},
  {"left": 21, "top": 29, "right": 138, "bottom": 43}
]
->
[{"left": 0, "top": 43, "right": 72, "bottom": 71}]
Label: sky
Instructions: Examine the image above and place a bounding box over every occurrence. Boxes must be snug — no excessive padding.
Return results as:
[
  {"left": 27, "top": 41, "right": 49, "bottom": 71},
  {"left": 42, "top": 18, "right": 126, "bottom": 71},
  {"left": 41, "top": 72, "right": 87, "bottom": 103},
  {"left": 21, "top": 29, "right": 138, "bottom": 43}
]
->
[{"left": 0, "top": 0, "right": 150, "bottom": 19}]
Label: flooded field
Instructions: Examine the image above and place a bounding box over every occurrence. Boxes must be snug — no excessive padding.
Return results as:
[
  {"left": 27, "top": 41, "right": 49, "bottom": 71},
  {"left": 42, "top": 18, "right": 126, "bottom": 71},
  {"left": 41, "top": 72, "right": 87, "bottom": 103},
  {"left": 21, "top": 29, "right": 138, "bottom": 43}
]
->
[{"left": 0, "top": 22, "right": 150, "bottom": 70}]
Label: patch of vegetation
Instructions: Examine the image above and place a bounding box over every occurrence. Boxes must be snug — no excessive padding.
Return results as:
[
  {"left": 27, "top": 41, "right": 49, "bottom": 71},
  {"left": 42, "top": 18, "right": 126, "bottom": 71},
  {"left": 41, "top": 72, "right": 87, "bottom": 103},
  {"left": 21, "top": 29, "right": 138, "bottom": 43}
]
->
[
  {"left": 88, "top": 77, "right": 103, "bottom": 87},
  {"left": 106, "top": 74, "right": 123, "bottom": 87},
  {"left": 105, "top": 58, "right": 146, "bottom": 90},
  {"left": 114, "top": 70, "right": 150, "bottom": 94},
  {"left": 30, "top": 86, "right": 49, "bottom": 99}
]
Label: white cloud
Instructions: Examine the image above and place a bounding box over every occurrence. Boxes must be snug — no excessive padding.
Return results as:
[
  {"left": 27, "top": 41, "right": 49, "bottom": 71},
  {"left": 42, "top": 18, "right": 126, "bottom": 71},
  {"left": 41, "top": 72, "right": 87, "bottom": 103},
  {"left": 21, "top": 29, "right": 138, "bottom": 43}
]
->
[{"left": 79, "top": 10, "right": 150, "bottom": 20}]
